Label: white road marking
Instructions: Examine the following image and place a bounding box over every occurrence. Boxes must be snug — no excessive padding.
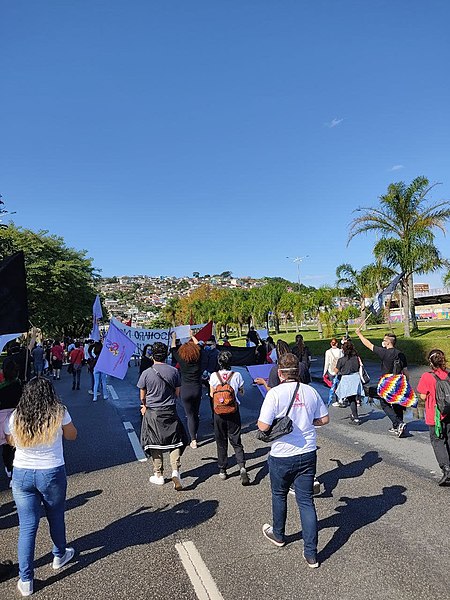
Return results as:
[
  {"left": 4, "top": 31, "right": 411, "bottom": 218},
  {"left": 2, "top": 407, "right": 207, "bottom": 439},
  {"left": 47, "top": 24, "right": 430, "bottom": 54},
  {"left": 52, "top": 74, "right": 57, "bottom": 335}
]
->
[
  {"left": 107, "top": 384, "right": 119, "bottom": 400},
  {"left": 123, "top": 421, "right": 147, "bottom": 462},
  {"left": 175, "top": 541, "right": 224, "bottom": 600}
]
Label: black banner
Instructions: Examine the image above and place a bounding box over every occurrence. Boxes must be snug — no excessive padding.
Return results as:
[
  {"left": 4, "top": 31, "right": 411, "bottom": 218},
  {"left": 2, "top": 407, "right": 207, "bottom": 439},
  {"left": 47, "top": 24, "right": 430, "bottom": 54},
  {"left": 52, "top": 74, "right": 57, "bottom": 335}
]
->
[
  {"left": 217, "top": 345, "right": 257, "bottom": 367},
  {"left": 0, "top": 251, "right": 29, "bottom": 334}
]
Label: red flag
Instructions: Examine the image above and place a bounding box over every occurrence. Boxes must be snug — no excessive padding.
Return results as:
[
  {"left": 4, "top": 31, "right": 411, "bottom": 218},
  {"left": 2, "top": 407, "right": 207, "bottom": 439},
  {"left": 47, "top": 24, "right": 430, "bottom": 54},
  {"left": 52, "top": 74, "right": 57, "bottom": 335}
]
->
[
  {"left": 124, "top": 318, "right": 132, "bottom": 326},
  {"left": 194, "top": 321, "right": 213, "bottom": 342}
]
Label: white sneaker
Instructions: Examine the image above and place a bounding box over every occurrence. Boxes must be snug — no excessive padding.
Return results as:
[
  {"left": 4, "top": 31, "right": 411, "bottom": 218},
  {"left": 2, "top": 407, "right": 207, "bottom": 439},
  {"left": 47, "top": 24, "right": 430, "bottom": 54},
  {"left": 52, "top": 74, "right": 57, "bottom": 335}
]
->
[
  {"left": 190, "top": 440, "right": 198, "bottom": 449},
  {"left": 149, "top": 474, "right": 165, "bottom": 486},
  {"left": 172, "top": 470, "right": 183, "bottom": 491},
  {"left": 17, "top": 579, "right": 33, "bottom": 596},
  {"left": 93, "top": 396, "right": 98, "bottom": 402},
  {"left": 88, "top": 390, "right": 94, "bottom": 395},
  {"left": 52, "top": 547, "right": 75, "bottom": 569},
  {"left": 331, "top": 401, "right": 341, "bottom": 407}
]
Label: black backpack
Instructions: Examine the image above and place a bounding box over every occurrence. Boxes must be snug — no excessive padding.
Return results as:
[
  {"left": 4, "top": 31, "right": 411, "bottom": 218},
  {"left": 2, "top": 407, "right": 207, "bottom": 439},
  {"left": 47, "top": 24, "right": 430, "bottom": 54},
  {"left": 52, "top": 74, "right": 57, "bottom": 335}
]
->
[{"left": 432, "top": 373, "right": 450, "bottom": 417}]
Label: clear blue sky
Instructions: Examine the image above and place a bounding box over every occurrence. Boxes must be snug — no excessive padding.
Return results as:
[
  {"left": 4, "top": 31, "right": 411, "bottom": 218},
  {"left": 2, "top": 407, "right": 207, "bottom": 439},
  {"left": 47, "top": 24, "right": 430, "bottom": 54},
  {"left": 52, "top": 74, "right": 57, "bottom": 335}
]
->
[{"left": 1, "top": 1, "right": 449, "bottom": 287}]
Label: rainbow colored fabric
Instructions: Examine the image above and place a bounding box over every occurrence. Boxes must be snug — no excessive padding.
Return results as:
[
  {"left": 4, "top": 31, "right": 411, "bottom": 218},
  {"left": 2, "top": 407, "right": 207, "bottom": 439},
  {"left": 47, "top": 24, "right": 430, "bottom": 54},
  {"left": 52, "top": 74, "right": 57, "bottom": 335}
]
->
[{"left": 377, "top": 374, "right": 418, "bottom": 408}]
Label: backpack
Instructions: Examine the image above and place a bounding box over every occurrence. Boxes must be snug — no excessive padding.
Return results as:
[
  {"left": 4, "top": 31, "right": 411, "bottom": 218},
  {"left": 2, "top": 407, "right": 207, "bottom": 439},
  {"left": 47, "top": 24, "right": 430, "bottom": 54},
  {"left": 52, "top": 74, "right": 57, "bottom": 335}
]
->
[
  {"left": 212, "top": 372, "right": 237, "bottom": 415},
  {"left": 329, "top": 349, "right": 340, "bottom": 372},
  {"left": 432, "top": 373, "right": 450, "bottom": 417}
]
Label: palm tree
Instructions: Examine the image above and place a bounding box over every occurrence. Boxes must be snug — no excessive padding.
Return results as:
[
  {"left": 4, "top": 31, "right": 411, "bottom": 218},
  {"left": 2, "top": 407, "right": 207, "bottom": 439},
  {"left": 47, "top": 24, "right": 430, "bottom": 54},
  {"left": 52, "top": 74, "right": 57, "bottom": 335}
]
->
[
  {"left": 348, "top": 177, "right": 450, "bottom": 336},
  {"left": 336, "top": 263, "right": 394, "bottom": 329}
]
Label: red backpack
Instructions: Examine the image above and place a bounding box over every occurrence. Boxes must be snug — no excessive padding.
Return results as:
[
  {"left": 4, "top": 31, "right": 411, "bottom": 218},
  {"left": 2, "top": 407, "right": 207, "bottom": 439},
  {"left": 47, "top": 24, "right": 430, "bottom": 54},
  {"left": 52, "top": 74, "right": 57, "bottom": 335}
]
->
[{"left": 213, "top": 372, "right": 237, "bottom": 415}]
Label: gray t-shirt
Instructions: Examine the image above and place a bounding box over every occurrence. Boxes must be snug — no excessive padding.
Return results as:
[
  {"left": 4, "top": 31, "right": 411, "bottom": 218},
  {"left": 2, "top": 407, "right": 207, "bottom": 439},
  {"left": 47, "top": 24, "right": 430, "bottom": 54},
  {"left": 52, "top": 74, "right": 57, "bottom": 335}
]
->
[
  {"left": 32, "top": 346, "right": 44, "bottom": 362},
  {"left": 137, "top": 363, "right": 181, "bottom": 408}
]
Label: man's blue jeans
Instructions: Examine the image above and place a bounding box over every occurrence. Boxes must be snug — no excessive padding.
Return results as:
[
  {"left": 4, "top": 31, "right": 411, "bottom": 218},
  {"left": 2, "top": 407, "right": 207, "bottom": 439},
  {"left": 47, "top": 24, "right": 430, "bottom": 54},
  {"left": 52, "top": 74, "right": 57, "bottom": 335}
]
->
[
  {"left": 93, "top": 371, "right": 108, "bottom": 399},
  {"left": 268, "top": 450, "right": 318, "bottom": 557},
  {"left": 12, "top": 466, "right": 68, "bottom": 582}
]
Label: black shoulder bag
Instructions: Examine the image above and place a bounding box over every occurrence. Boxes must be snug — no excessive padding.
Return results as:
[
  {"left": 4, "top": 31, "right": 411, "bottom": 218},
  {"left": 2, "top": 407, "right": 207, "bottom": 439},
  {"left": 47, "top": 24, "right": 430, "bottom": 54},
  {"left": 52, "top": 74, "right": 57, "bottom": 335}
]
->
[{"left": 256, "top": 382, "right": 300, "bottom": 443}]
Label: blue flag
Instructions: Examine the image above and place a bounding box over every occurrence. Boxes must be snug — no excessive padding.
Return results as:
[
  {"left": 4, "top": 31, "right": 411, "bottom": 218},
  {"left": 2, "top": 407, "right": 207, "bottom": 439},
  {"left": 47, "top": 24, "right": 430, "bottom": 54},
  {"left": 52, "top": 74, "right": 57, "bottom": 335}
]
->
[
  {"left": 94, "top": 322, "right": 136, "bottom": 380},
  {"left": 368, "top": 272, "right": 404, "bottom": 316},
  {"left": 90, "top": 294, "right": 103, "bottom": 341}
]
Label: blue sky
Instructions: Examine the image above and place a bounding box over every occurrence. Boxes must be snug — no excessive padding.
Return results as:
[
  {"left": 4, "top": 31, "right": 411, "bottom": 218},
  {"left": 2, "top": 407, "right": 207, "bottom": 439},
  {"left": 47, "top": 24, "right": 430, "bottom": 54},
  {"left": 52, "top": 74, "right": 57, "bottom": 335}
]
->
[{"left": 1, "top": 1, "right": 450, "bottom": 287}]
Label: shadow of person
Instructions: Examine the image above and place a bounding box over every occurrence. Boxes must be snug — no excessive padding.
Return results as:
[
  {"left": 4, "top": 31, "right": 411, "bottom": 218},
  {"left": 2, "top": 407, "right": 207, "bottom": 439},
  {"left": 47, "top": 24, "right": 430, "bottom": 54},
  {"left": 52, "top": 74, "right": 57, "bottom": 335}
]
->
[
  {"left": 318, "top": 485, "right": 407, "bottom": 562},
  {"left": 65, "top": 489, "right": 103, "bottom": 512},
  {"left": 36, "top": 498, "right": 219, "bottom": 592},
  {"left": 0, "top": 490, "right": 103, "bottom": 532},
  {"left": 319, "top": 451, "right": 382, "bottom": 498}
]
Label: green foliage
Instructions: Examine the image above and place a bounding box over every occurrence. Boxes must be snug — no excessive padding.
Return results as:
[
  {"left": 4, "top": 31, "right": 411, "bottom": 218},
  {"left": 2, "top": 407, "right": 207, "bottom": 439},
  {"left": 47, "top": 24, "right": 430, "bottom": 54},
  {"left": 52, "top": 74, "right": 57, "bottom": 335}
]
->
[
  {"left": 0, "top": 224, "right": 99, "bottom": 337},
  {"left": 349, "top": 177, "right": 450, "bottom": 336}
]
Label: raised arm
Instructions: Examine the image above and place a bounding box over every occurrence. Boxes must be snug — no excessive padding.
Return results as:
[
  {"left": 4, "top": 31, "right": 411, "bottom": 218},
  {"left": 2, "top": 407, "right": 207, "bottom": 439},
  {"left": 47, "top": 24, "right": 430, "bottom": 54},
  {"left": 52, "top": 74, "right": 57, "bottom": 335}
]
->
[{"left": 355, "top": 328, "right": 374, "bottom": 351}]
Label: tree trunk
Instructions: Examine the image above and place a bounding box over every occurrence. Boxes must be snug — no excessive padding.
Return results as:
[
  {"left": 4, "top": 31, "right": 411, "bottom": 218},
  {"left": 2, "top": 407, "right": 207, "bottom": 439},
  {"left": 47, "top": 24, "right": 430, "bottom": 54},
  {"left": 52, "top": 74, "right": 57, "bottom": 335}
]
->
[
  {"left": 274, "top": 314, "right": 280, "bottom": 334},
  {"left": 408, "top": 274, "right": 418, "bottom": 332},
  {"left": 360, "top": 303, "right": 367, "bottom": 331},
  {"left": 401, "top": 279, "right": 411, "bottom": 337},
  {"left": 237, "top": 322, "right": 242, "bottom": 337},
  {"left": 317, "top": 311, "right": 323, "bottom": 339}
]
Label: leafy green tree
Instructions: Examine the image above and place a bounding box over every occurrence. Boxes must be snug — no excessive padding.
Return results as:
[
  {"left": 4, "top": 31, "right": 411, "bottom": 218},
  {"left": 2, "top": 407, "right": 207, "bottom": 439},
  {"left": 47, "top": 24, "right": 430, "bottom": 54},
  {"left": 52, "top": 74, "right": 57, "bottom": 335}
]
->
[
  {"left": 0, "top": 225, "right": 99, "bottom": 337},
  {"left": 349, "top": 177, "right": 450, "bottom": 336}
]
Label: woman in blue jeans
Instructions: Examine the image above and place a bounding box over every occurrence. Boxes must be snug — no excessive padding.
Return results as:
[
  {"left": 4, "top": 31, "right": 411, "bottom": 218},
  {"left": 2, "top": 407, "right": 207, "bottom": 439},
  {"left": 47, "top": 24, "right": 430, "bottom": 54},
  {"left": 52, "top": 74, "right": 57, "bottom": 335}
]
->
[
  {"left": 5, "top": 377, "right": 77, "bottom": 597},
  {"left": 258, "top": 353, "right": 329, "bottom": 568}
]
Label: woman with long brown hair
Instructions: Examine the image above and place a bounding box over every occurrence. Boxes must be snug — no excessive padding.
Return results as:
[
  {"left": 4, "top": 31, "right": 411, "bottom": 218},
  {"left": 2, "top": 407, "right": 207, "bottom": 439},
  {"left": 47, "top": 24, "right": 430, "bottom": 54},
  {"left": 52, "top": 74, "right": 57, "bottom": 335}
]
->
[
  {"left": 5, "top": 377, "right": 77, "bottom": 596},
  {"left": 171, "top": 333, "right": 203, "bottom": 448}
]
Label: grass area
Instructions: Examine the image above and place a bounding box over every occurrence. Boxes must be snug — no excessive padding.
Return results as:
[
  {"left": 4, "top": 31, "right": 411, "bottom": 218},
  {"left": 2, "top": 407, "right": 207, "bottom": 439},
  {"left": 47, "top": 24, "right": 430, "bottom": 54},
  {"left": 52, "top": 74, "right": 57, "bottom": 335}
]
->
[{"left": 229, "top": 321, "right": 450, "bottom": 365}]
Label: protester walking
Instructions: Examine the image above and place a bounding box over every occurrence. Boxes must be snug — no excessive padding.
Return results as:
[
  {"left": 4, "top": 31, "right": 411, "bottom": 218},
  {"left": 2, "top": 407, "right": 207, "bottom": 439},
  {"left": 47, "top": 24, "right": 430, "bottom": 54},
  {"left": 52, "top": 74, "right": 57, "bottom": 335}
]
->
[
  {"left": 334, "top": 340, "right": 363, "bottom": 424},
  {"left": 171, "top": 333, "right": 203, "bottom": 448},
  {"left": 209, "top": 351, "right": 250, "bottom": 485},
  {"left": 4, "top": 377, "right": 77, "bottom": 597},
  {"left": 0, "top": 361, "right": 22, "bottom": 487},
  {"left": 31, "top": 344, "right": 44, "bottom": 377},
  {"left": 291, "top": 334, "right": 312, "bottom": 377},
  {"left": 138, "top": 342, "right": 188, "bottom": 490},
  {"left": 69, "top": 342, "right": 84, "bottom": 391},
  {"left": 417, "top": 349, "right": 450, "bottom": 486},
  {"left": 323, "top": 338, "right": 343, "bottom": 385},
  {"left": 89, "top": 341, "right": 108, "bottom": 402},
  {"left": 139, "top": 344, "right": 154, "bottom": 376},
  {"left": 258, "top": 353, "right": 329, "bottom": 567},
  {"left": 50, "top": 341, "right": 64, "bottom": 381},
  {"left": 356, "top": 329, "right": 408, "bottom": 436}
]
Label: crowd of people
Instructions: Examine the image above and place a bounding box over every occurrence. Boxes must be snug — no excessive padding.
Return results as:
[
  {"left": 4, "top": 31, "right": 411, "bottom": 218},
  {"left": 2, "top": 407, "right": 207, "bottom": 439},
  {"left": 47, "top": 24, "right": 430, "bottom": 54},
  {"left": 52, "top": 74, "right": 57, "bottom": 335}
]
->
[{"left": 0, "top": 327, "right": 449, "bottom": 593}]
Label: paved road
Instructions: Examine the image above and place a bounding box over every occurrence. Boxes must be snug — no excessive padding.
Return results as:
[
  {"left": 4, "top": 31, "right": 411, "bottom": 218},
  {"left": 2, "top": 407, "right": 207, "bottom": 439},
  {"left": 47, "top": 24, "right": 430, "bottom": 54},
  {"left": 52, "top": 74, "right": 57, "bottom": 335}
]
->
[{"left": 0, "top": 359, "right": 448, "bottom": 600}]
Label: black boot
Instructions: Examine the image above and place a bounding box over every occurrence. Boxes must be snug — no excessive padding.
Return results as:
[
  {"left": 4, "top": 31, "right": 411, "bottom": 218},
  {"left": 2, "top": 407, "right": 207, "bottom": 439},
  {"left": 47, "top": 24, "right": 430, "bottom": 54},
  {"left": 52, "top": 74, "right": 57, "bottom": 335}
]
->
[
  {"left": 72, "top": 384, "right": 75, "bottom": 390},
  {"left": 438, "top": 466, "right": 450, "bottom": 486}
]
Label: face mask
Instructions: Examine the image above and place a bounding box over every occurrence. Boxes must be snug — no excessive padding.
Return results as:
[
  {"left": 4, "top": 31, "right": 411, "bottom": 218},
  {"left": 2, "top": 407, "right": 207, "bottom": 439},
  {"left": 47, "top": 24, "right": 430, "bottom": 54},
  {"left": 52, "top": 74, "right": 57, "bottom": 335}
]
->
[{"left": 381, "top": 341, "right": 386, "bottom": 348}]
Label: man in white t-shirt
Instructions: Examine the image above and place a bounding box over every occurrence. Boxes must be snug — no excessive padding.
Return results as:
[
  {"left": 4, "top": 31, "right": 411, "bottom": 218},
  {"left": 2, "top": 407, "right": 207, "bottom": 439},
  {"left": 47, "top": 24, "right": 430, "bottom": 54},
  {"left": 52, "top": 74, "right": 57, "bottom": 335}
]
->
[{"left": 258, "top": 353, "right": 329, "bottom": 568}]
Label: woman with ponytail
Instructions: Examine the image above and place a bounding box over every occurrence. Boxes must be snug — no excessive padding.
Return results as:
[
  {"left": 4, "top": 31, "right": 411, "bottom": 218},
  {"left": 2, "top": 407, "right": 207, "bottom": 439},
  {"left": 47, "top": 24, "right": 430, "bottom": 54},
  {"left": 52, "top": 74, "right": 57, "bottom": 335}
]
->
[{"left": 5, "top": 377, "right": 77, "bottom": 596}]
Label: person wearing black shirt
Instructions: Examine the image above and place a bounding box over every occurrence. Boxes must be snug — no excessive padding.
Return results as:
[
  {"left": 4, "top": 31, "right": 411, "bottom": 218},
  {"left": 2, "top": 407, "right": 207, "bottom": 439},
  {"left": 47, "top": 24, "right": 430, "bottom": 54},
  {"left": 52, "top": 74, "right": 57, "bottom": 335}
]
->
[
  {"left": 0, "top": 361, "right": 22, "bottom": 485},
  {"left": 356, "top": 329, "right": 408, "bottom": 437}
]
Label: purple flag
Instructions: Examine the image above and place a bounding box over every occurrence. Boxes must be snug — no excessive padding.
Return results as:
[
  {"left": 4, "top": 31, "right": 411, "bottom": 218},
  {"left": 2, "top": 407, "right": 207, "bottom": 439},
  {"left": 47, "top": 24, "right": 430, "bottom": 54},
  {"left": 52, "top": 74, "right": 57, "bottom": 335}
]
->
[{"left": 94, "top": 322, "right": 136, "bottom": 379}]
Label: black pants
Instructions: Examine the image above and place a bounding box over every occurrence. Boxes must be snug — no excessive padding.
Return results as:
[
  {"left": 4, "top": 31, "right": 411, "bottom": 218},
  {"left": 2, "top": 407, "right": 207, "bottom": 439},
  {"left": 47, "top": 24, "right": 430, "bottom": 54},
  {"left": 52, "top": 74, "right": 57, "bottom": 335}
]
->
[
  {"left": 2, "top": 444, "right": 15, "bottom": 472},
  {"left": 72, "top": 367, "right": 81, "bottom": 388},
  {"left": 181, "top": 383, "right": 202, "bottom": 441},
  {"left": 214, "top": 409, "right": 245, "bottom": 470},
  {"left": 429, "top": 419, "right": 450, "bottom": 469},
  {"left": 347, "top": 395, "right": 358, "bottom": 419},
  {"left": 380, "top": 399, "right": 405, "bottom": 428}
]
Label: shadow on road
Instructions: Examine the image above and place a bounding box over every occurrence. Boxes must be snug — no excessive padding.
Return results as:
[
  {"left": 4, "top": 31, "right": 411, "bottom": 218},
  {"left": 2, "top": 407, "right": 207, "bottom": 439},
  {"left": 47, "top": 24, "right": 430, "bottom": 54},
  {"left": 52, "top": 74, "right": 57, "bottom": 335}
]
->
[
  {"left": 319, "top": 451, "right": 383, "bottom": 498},
  {"left": 35, "top": 498, "right": 219, "bottom": 593},
  {"left": 318, "top": 485, "right": 407, "bottom": 562}
]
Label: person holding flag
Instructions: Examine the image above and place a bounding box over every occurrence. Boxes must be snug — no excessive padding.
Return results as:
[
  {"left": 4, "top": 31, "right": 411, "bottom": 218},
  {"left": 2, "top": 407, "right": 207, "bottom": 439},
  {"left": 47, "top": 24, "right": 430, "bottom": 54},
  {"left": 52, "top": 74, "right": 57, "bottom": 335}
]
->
[{"left": 355, "top": 329, "right": 408, "bottom": 437}]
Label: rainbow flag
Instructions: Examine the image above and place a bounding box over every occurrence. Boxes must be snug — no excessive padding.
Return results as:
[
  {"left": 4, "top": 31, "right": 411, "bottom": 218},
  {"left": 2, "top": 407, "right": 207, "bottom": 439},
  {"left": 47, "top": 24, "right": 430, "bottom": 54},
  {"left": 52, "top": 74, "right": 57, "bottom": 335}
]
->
[{"left": 377, "top": 374, "right": 418, "bottom": 408}]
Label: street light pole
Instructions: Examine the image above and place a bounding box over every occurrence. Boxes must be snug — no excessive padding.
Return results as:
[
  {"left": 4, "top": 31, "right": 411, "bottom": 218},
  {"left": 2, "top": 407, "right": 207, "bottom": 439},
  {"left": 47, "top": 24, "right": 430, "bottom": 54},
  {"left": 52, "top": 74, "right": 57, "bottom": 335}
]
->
[{"left": 286, "top": 255, "right": 309, "bottom": 287}]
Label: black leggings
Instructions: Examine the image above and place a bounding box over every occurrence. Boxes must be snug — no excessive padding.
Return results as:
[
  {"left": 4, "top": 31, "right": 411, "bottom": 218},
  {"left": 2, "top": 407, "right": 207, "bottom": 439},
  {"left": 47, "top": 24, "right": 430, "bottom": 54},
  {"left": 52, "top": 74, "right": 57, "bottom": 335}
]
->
[{"left": 181, "top": 383, "right": 202, "bottom": 441}]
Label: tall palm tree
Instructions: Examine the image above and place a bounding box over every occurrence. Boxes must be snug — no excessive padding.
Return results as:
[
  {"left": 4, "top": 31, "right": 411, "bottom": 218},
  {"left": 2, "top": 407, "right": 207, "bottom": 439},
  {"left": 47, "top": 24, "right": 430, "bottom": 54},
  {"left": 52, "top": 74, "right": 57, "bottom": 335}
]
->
[
  {"left": 336, "top": 263, "right": 393, "bottom": 329},
  {"left": 348, "top": 177, "right": 450, "bottom": 336}
]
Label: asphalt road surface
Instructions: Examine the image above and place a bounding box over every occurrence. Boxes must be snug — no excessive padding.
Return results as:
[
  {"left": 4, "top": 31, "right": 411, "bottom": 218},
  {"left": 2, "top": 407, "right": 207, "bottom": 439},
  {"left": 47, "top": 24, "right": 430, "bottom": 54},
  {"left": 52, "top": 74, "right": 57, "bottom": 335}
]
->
[{"left": 1, "top": 359, "right": 448, "bottom": 600}]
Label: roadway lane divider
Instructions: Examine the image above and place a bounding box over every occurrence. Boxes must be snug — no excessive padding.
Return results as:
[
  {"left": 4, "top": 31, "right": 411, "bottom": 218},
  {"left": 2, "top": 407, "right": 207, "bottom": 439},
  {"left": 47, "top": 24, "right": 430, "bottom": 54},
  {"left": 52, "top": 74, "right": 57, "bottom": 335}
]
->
[
  {"left": 107, "top": 384, "right": 119, "bottom": 400},
  {"left": 122, "top": 421, "right": 147, "bottom": 462},
  {"left": 175, "top": 540, "right": 224, "bottom": 600}
]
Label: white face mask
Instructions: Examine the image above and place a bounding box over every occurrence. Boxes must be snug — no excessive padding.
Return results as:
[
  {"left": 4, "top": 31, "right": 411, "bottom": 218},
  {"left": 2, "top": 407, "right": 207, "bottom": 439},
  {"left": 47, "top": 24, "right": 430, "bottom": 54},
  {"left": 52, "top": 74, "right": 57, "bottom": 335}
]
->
[{"left": 381, "top": 341, "right": 386, "bottom": 348}]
